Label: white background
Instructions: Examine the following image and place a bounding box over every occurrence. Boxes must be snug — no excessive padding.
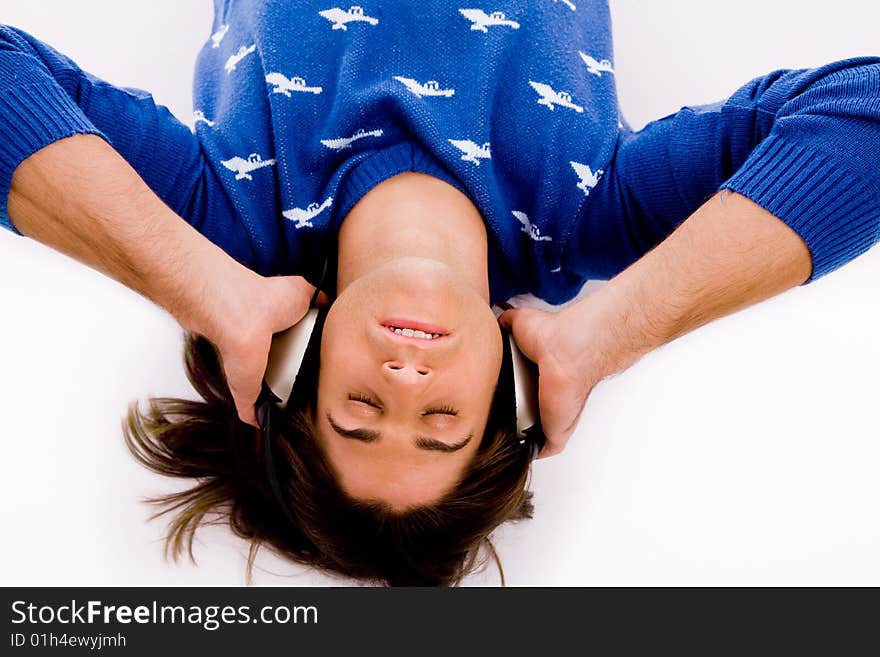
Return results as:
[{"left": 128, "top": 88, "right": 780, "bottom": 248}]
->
[{"left": 0, "top": 1, "right": 877, "bottom": 586}]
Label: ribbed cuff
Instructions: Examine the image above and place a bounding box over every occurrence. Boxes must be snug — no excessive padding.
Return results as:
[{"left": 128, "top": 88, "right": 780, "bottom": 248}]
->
[
  {"left": 720, "top": 134, "right": 880, "bottom": 283},
  {"left": 0, "top": 81, "right": 105, "bottom": 235}
]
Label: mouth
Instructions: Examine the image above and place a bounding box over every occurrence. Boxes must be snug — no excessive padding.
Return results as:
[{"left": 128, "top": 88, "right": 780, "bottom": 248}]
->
[{"left": 380, "top": 318, "right": 450, "bottom": 341}]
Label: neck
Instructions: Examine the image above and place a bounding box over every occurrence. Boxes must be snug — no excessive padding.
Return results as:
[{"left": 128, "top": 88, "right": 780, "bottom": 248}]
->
[{"left": 336, "top": 172, "right": 491, "bottom": 301}]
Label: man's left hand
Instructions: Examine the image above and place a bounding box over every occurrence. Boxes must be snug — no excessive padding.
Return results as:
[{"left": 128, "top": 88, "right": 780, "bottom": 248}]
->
[{"left": 499, "top": 304, "right": 610, "bottom": 458}]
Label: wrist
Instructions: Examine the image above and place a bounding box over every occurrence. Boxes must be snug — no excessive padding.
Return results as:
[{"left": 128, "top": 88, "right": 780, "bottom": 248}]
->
[
  {"left": 163, "top": 238, "right": 261, "bottom": 343},
  {"left": 563, "top": 191, "right": 812, "bottom": 383},
  {"left": 559, "top": 281, "right": 658, "bottom": 381}
]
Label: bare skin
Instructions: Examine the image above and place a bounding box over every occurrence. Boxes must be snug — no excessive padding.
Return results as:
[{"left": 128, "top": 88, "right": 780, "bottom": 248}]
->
[
  {"left": 9, "top": 134, "right": 319, "bottom": 428},
  {"left": 10, "top": 135, "right": 812, "bottom": 506},
  {"left": 316, "top": 172, "right": 502, "bottom": 509},
  {"left": 500, "top": 190, "right": 812, "bottom": 457}
]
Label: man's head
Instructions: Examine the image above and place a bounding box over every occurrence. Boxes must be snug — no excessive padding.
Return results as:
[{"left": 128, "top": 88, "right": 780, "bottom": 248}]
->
[
  {"left": 317, "top": 170, "right": 509, "bottom": 510},
  {"left": 316, "top": 255, "right": 504, "bottom": 509},
  {"left": 124, "top": 316, "right": 533, "bottom": 586},
  {"left": 123, "top": 170, "right": 534, "bottom": 585}
]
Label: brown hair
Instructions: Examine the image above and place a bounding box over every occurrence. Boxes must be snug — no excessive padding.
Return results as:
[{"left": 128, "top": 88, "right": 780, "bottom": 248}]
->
[{"left": 122, "top": 317, "right": 534, "bottom": 586}]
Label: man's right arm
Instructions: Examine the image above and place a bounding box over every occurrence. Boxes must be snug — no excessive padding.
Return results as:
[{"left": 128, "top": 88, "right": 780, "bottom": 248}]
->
[
  {"left": 9, "top": 132, "right": 319, "bottom": 430},
  {"left": 0, "top": 23, "right": 254, "bottom": 269},
  {"left": 0, "top": 23, "right": 238, "bottom": 337},
  {"left": 8, "top": 133, "right": 250, "bottom": 342},
  {"left": 1, "top": 25, "right": 321, "bottom": 426}
]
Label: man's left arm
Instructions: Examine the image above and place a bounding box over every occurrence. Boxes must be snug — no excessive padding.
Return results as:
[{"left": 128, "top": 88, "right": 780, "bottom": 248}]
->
[
  {"left": 502, "top": 189, "right": 812, "bottom": 456},
  {"left": 502, "top": 59, "right": 880, "bottom": 457}
]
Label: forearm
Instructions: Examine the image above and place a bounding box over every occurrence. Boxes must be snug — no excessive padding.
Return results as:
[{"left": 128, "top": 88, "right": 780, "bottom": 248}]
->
[
  {"left": 8, "top": 134, "right": 248, "bottom": 336},
  {"left": 569, "top": 191, "right": 812, "bottom": 379}
]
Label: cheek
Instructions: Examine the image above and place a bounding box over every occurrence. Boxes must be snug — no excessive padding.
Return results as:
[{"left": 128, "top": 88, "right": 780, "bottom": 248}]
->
[
  {"left": 317, "top": 326, "right": 375, "bottom": 409},
  {"left": 317, "top": 329, "right": 345, "bottom": 404},
  {"left": 453, "top": 351, "right": 501, "bottom": 415},
  {"left": 320, "top": 312, "right": 359, "bottom": 370},
  {"left": 469, "top": 327, "right": 503, "bottom": 382},
  {"left": 321, "top": 298, "right": 374, "bottom": 369}
]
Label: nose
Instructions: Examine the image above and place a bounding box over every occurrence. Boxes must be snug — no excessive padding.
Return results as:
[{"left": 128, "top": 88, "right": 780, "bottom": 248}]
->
[{"left": 382, "top": 359, "right": 431, "bottom": 384}]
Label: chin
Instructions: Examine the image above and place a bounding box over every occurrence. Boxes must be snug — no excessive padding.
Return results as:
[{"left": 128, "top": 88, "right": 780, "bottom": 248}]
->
[{"left": 336, "top": 257, "right": 490, "bottom": 329}]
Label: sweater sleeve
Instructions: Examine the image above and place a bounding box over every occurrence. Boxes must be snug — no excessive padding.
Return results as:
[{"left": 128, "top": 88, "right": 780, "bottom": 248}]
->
[
  {"left": 568, "top": 57, "right": 880, "bottom": 283},
  {"left": 0, "top": 25, "right": 253, "bottom": 268}
]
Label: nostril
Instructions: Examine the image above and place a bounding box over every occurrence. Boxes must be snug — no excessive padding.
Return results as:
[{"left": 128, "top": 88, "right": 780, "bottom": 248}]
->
[{"left": 384, "top": 362, "right": 430, "bottom": 376}]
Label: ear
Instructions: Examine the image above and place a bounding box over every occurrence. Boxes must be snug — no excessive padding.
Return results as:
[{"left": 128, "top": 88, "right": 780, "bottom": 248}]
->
[{"left": 264, "top": 308, "right": 321, "bottom": 409}]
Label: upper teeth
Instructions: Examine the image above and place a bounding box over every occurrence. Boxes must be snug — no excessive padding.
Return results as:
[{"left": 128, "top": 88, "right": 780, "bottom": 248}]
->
[{"left": 390, "top": 326, "right": 441, "bottom": 339}]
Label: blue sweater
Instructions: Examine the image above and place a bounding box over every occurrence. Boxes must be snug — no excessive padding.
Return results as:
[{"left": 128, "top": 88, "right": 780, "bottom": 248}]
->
[{"left": 1, "top": 2, "right": 878, "bottom": 305}]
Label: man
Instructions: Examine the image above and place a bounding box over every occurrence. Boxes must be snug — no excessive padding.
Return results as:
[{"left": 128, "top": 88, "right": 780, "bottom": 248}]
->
[{"left": 1, "top": 2, "right": 877, "bottom": 585}]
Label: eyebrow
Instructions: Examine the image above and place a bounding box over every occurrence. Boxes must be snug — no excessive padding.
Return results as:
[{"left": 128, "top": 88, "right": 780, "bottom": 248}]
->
[{"left": 326, "top": 414, "right": 473, "bottom": 453}]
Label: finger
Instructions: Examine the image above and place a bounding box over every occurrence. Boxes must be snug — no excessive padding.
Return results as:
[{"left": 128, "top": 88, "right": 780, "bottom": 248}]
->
[
  {"left": 266, "top": 276, "right": 317, "bottom": 333},
  {"left": 238, "top": 407, "right": 259, "bottom": 429},
  {"left": 231, "top": 382, "right": 261, "bottom": 428},
  {"left": 539, "top": 403, "right": 582, "bottom": 445},
  {"left": 220, "top": 341, "right": 269, "bottom": 429},
  {"left": 535, "top": 442, "right": 563, "bottom": 460},
  {"left": 229, "top": 371, "right": 262, "bottom": 427},
  {"left": 538, "top": 389, "right": 581, "bottom": 444},
  {"left": 533, "top": 362, "right": 590, "bottom": 454},
  {"left": 497, "top": 307, "right": 524, "bottom": 332},
  {"left": 313, "top": 290, "right": 331, "bottom": 308},
  {"left": 499, "top": 307, "right": 550, "bottom": 364}
]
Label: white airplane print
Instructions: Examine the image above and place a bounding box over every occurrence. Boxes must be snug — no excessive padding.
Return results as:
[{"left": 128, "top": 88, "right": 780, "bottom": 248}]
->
[
  {"left": 458, "top": 9, "right": 520, "bottom": 32},
  {"left": 448, "top": 139, "right": 492, "bottom": 165},
  {"left": 570, "top": 160, "right": 604, "bottom": 195},
  {"left": 320, "top": 128, "right": 384, "bottom": 151},
  {"left": 282, "top": 197, "right": 334, "bottom": 228},
  {"left": 579, "top": 51, "right": 615, "bottom": 77},
  {"left": 393, "top": 77, "right": 456, "bottom": 98},
  {"left": 224, "top": 44, "right": 256, "bottom": 74},
  {"left": 210, "top": 24, "right": 229, "bottom": 48},
  {"left": 319, "top": 6, "right": 380, "bottom": 30},
  {"left": 221, "top": 153, "right": 276, "bottom": 180},
  {"left": 529, "top": 81, "right": 584, "bottom": 112},
  {"left": 512, "top": 211, "right": 552, "bottom": 242},
  {"left": 192, "top": 110, "right": 215, "bottom": 127},
  {"left": 265, "top": 73, "right": 323, "bottom": 97}
]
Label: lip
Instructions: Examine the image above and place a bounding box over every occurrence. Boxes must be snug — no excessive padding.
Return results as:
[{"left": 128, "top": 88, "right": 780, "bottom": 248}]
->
[
  {"left": 381, "top": 317, "right": 451, "bottom": 336},
  {"left": 379, "top": 321, "right": 450, "bottom": 347},
  {"left": 382, "top": 328, "right": 448, "bottom": 347}
]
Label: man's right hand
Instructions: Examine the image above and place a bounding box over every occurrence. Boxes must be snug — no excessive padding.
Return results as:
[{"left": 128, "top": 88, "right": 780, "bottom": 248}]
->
[
  {"left": 9, "top": 134, "right": 328, "bottom": 429},
  {"left": 190, "top": 271, "right": 327, "bottom": 428}
]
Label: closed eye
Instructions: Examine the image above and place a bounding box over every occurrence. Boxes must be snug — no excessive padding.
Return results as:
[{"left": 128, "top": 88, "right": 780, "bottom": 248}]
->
[
  {"left": 348, "top": 393, "right": 381, "bottom": 409},
  {"left": 423, "top": 406, "right": 458, "bottom": 416},
  {"left": 348, "top": 393, "right": 458, "bottom": 416}
]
